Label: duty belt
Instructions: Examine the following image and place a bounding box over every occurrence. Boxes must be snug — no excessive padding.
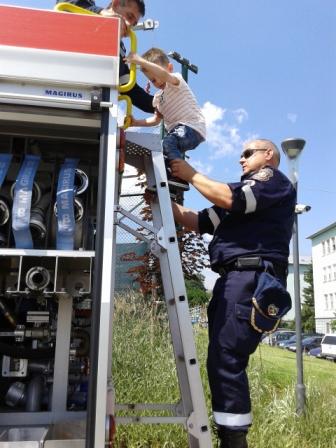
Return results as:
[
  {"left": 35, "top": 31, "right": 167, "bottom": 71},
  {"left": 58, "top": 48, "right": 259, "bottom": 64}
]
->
[{"left": 218, "top": 257, "right": 287, "bottom": 278}]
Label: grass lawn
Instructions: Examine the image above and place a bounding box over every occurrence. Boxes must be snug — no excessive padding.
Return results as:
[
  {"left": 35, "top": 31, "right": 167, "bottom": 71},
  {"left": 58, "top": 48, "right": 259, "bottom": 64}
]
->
[{"left": 112, "top": 294, "right": 336, "bottom": 447}]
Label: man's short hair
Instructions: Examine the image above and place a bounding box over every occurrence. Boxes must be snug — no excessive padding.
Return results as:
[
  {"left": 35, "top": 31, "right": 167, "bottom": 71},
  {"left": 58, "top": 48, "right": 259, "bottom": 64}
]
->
[
  {"left": 142, "top": 47, "right": 169, "bottom": 66},
  {"left": 132, "top": 0, "right": 145, "bottom": 16},
  {"left": 255, "top": 139, "right": 281, "bottom": 166},
  {"left": 107, "top": 0, "right": 145, "bottom": 17}
]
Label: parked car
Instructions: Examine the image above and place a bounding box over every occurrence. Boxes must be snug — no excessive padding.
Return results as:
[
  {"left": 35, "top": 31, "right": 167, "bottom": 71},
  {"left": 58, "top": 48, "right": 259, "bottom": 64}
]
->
[
  {"left": 262, "top": 330, "right": 295, "bottom": 346},
  {"left": 279, "top": 334, "right": 297, "bottom": 348},
  {"left": 279, "top": 333, "right": 315, "bottom": 349},
  {"left": 287, "top": 336, "right": 323, "bottom": 353},
  {"left": 308, "top": 346, "right": 323, "bottom": 358},
  {"left": 272, "top": 330, "right": 296, "bottom": 346},
  {"left": 321, "top": 333, "right": 336, "bottom": 361}
]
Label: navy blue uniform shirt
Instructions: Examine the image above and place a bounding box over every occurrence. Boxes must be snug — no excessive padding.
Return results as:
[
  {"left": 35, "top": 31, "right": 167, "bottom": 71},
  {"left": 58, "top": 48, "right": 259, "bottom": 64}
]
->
[
  {"left": 198, "top": 166, "right": 296, "bottom": 272},
  {"left": 55, "top": 0, "right": 154, "bottom": 113}
]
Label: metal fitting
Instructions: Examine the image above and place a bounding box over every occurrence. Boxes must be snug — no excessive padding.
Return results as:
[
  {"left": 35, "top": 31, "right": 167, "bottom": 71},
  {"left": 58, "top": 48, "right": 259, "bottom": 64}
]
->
[
  {"left": 25, "top": 266, "right": 51, "bottom": 291},
  {"left": 30, "top": 208, "right": 47, "bottom": 241},
  {"left": 74, "top": 168, "right": 89, "bottom": 196},
  {"left": 11, "top": 181, "right": 42, "bottom": 207},
  {"left": 54, "top": 197, "right": 84, "bottom": 223},
  {"left": 0, "top": 197, "right": 10, "bottom": 226},
  {"left": 5, "top": 382, "right": 26, "bottom": 407}
]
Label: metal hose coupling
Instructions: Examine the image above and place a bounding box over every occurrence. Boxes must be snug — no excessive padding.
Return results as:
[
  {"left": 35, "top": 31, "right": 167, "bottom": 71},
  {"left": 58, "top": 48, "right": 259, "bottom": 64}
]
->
[
  {"left": 0, "top": 197, "right": 10, "bottom": 226},
  {"left": 30, "top": 208, "right": 47, "bottom": 241},
  {"left": 74, "top": 168, "right": 89, "bottom": 196},
  {"left": 10, "top": 181, "right": 42, "bottom": 207},
  {"left": 25, "top": 266, "right": 51, "bottom": 291},
  {"left": 54, "top": 197, "right": 84, "bottom": 223},
  {"left": 5, "top": 382, "right": 26, "bottom": 408},
  {"left": 0, "top": 231, "right": 7, "bottom": 248}
]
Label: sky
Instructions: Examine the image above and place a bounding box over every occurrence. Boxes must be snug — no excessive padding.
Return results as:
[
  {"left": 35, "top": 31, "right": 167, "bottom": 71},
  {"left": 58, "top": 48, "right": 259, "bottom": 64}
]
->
[{"left": 3, "top": 0, "right": 336, "bottom": 265}]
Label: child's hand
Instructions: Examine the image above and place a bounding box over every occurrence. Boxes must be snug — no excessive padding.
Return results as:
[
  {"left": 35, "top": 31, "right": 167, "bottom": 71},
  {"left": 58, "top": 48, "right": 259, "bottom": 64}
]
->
[
  {"left": 129, "top": 115, "right": 139, "bottom": 127},
  {"left": 124, "top": 52, "right": 143, "bottom": 65}
]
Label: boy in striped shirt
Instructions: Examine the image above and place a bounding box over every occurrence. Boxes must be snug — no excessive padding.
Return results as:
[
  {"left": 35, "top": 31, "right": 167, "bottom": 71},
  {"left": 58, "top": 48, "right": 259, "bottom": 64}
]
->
[{"left": 125, "top": 47, "right": 206, "bottom": 191}]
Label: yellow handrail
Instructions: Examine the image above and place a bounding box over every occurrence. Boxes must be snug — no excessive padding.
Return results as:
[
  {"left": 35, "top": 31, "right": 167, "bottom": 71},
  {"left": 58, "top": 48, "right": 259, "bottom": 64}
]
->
[
  {"left": 118, "top": 95, "right": 132, "bottom": 129},
  {"left": 54, "top": 2, "right": 135, "bottom": 119},
  {"left": 118, "top": 29, "right": 137, "bottom": 93},
  {"left": 55, "top": 2, "right": 137, "bottom": 92},
  {"left": 54, "top": 2, "right": 96, "bottom": 15}
]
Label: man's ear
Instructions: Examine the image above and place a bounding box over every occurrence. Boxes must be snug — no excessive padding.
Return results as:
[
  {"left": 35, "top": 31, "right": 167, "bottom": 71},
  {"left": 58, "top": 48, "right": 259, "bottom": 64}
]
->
[
  {"left": 167, "top": 62, "right": 174, "bottom": 73},
  {"left": 265, "top": 148, "right": 273, "bottom": 161}
]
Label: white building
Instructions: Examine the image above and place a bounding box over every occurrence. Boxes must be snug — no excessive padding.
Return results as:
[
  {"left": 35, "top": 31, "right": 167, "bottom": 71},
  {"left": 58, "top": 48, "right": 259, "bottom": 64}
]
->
[{"left": 308, "top": 222, "right": 336, "bottom": 334}]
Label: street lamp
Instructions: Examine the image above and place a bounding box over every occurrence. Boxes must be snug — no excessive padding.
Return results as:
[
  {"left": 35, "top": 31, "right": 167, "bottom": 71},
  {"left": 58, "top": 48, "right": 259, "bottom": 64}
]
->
[{"left": 281, "top": 137, "right": 306, "bottom": 416}]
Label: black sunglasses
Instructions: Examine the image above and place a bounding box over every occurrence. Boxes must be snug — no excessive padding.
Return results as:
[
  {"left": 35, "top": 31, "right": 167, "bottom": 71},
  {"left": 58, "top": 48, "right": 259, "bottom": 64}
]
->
[{"left": 240, "top": 148, "right": 268, "bottom": 159}]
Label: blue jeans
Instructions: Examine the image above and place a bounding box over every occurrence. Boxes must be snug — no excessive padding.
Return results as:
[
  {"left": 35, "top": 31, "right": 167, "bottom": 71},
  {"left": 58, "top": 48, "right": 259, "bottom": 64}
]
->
[{"left": 162, "top": 124, "right": 204, "bottom": 162}]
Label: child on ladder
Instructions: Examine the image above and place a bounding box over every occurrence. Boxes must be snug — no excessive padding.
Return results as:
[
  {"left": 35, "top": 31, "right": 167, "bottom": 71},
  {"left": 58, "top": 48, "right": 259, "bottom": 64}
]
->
[{"left": 125, "top": 47, "right": 206, "bottom": 192}]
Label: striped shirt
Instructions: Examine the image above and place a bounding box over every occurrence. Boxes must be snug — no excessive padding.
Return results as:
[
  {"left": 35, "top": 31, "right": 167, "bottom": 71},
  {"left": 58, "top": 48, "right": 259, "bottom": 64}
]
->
[{"left": 153, "top": 73, "right": 206, "bottom": 139}]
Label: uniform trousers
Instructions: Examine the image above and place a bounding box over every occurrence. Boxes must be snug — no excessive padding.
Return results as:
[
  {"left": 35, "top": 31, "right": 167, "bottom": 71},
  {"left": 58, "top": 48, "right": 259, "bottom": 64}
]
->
[{"left": 207, "top": 269, "right": 263, "bottom": 430}]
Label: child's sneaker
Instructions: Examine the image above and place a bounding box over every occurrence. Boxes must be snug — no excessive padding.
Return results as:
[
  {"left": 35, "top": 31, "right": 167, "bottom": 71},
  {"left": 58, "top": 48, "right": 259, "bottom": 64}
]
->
[{"left": 145, "top": 186, "right": 177, "bottom": 200}]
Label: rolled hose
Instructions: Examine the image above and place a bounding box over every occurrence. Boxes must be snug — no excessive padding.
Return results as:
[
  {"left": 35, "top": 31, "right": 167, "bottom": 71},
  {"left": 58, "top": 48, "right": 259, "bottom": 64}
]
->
[
  {"left": 10, "top": 181, "right": 42, "bottom": 207},
  {"left": 54, "top": 197, "right": 84, "bottom": 223}
]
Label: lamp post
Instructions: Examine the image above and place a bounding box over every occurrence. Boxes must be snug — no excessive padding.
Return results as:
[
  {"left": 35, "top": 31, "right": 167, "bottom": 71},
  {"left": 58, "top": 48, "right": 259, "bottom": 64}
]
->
[
  {"left": 160, "top": 51, "right": 198, "bottom": 140},
  {"left": 166, "top": 52, "right": 199, "bottom": 207},
  {"left": 167, "top": 51, "right": 198, "bottom": 82},
  {"left": 281, "top": 137, "right": 306, "bottom": 415}
]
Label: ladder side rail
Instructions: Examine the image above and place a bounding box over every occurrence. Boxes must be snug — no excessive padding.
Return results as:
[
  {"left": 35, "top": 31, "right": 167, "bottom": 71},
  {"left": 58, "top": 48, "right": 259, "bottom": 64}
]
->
[
  {"left": 143, "top": 155, "right": 193, "bottom": 415},
  {"left": 145, "top": 152, "right": 212, "bottom": 447}
]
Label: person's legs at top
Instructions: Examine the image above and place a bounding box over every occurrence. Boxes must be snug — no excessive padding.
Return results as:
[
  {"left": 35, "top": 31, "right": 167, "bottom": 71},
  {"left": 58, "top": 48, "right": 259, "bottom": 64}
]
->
[{"left": 162, "top": 124, "right": 204, "bottom": 191}]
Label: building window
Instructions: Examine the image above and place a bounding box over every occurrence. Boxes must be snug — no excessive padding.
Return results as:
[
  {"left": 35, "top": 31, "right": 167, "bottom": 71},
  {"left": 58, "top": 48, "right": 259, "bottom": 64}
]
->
[
  {"left": 323, "top": 267, "right": 327, "bottom": 282},
  {"left": 330, "top": 294, "right": 334, "bottom": 310},
  {"left": 332, "top": 237, "right": 336, "bottom": 252},
  {"left": 328, "top": 266, "right": 332, "bottom": 281},
  {"left": 322, "top": 241, "right": 326, "bottom": 256},
  {"left": 325, "top": 294, "right": 328, "bottom": 310},
  {"left": 327, "top": 239, "right": 331, "bottom": 254},
  {"left": 334, "top": 265, "right": 336, "bottom": 281}
]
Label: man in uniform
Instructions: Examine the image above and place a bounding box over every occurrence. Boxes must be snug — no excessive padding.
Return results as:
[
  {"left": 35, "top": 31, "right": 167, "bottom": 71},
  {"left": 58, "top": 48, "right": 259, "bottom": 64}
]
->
[
  {"left": 170, "top": 139, "right": 296, "bottom": 448},
  {"left": 55, "top": 0, "right": 154, "bottom": 113}
]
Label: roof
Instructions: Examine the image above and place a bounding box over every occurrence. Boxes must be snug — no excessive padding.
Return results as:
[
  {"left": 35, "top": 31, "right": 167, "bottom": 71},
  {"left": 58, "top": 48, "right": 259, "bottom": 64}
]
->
[
  {"left": 307, "top": 221, "right": 336, "bottom": 239},
  {"left": 288, "top": 255, "right": 311, "bottom": 265}
]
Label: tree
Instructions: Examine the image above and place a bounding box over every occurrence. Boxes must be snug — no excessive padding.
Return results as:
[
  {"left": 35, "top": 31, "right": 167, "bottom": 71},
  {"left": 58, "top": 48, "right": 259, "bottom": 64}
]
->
[
  {"left": 185, "top": 274, "right": 210, "bottom": 307},
  {"left": 330, "top": 314, "right": 336, "bottom": 332},
  {"left": 127, "top": 182, "right": 210, "bottom": 299},
  {"left": 301, "top": 264, "right": 315, "bottom": 333}
]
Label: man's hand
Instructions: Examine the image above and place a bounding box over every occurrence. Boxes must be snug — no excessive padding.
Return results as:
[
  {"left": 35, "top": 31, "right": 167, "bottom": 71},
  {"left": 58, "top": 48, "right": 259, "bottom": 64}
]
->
[
  {"left": 100, "top": 9, "right": 129, "bottom": 37},
  {"left": 170, "top": 159, "right": 197, "bottom": 182}
]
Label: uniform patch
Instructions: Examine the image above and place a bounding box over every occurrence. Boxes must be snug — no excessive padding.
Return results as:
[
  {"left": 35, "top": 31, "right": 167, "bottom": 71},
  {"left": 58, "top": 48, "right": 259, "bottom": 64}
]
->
[{"left": 252, "top": 167, "right": 273, "bottom": 182}]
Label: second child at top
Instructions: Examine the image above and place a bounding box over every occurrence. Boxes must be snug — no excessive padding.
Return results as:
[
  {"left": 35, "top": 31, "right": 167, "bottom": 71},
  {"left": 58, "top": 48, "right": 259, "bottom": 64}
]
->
[{"left": 125, "top": 48, "right": 206, "bottom": 191}]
